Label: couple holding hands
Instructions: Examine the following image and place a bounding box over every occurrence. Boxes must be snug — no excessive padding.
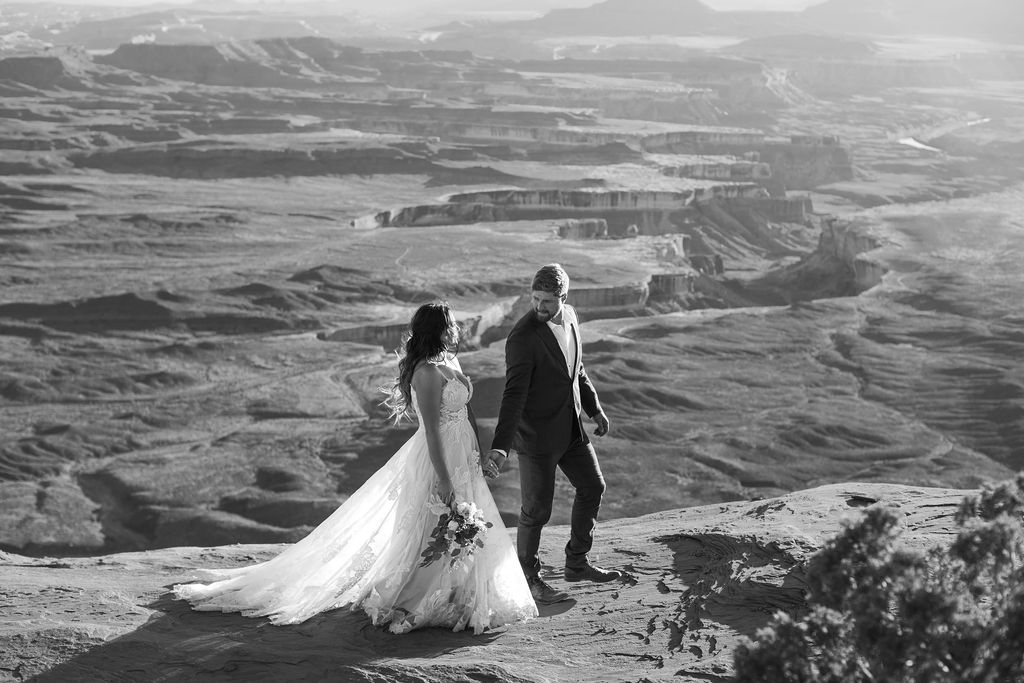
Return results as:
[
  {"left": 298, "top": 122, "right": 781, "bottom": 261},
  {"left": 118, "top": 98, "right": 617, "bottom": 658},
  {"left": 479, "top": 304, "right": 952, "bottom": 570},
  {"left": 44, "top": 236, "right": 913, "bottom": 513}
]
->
[{"left": 174, "top": 263, "right": 621, "bottom": 634}]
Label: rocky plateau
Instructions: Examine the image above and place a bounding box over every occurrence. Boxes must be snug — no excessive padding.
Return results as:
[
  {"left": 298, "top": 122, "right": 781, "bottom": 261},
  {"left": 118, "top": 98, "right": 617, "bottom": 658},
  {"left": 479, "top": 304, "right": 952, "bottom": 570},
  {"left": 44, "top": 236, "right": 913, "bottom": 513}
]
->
[{"left": 0, "top": 483, "right": 975, "bottom": 682}]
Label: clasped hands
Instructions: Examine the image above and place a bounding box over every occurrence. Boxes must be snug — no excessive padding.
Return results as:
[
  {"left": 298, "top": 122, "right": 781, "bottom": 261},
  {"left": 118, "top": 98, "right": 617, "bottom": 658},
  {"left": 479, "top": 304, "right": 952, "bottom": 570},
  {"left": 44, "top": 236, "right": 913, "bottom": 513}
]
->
[
  {"left": 481, "top": 450, "right": 506, "bottom": 479},
  {"left": 480, "top": 411, "right": 610, "bottom": 479}
]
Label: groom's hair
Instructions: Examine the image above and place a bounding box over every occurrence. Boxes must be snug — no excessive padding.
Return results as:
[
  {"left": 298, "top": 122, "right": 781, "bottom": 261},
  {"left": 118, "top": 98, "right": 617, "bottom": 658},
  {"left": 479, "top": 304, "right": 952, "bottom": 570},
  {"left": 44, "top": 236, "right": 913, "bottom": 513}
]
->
[{"left": 532, "top": 263, "right": 570, "bottom": 297}]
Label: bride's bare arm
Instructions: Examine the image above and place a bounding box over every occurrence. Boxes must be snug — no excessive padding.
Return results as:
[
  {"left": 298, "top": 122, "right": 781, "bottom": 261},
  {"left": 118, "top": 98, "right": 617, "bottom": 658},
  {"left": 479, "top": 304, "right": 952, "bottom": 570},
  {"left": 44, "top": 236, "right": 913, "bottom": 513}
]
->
[{"left": 411, "top": 364, "right": 455, "bottom": 500}]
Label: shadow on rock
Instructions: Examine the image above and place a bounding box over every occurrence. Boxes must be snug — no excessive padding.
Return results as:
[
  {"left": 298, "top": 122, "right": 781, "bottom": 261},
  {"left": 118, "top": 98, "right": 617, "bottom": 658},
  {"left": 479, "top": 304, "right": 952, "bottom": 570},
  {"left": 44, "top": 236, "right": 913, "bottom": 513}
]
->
[
  {"left": 654, "top": 532, "right": 809, "bottom": 638},
  {"left": 29, "top": 592, "right": 506, "bottom": 683}
]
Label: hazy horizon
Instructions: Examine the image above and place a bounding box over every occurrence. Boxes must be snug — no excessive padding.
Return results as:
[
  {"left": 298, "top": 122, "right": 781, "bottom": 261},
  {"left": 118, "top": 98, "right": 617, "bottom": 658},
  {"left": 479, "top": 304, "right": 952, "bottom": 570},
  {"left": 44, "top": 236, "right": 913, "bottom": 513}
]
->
[{"left": 0, "top": 0, "right": 825, "bottom": 13}]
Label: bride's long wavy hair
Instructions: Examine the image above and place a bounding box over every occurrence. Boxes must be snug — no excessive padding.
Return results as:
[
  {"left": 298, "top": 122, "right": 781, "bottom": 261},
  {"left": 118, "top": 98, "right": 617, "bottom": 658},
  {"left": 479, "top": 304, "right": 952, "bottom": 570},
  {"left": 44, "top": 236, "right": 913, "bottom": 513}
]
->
[{"left": 381, "top": 301, "right": 459, "bottom": 422}]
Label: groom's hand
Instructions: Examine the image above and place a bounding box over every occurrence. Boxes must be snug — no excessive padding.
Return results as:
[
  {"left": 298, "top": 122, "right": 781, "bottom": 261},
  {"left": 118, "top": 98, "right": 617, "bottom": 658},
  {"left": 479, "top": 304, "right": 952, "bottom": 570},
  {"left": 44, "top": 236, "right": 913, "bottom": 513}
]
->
[
  {"left": 593, "top": 411, "right": 610, "bottom": 437},
  {"left": 482, "top": 449, "right": 506, "bottom": 478}
]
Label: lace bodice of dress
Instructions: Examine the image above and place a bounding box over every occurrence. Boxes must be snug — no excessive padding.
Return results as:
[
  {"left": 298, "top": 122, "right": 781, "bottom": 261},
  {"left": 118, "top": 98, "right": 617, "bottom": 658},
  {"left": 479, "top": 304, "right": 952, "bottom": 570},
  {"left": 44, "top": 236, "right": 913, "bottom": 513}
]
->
[
  {"left": 409, "top": 371, "right": 477, "bottom": 491},
  {"left": 410, "top": 366, "right": 472, "bottom": 430},
  {"left": 438, "top": 376, "right": 471, "bottom": 429}
]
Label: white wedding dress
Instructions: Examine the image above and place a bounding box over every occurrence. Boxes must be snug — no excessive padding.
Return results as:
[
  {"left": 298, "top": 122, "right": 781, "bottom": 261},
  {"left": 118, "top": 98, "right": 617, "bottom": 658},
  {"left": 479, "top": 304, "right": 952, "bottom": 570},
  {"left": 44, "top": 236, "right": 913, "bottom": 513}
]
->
[{"left": 173, "top": 366, "right": 537, "bottom": 634}]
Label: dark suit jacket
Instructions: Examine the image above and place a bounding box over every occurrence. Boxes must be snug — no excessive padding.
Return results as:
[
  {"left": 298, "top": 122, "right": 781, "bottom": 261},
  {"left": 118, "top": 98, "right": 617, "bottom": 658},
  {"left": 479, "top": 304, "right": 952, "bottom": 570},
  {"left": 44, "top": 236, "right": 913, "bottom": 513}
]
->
[{"left": 491, "top": 305, "right": 602, "bottom": 457}]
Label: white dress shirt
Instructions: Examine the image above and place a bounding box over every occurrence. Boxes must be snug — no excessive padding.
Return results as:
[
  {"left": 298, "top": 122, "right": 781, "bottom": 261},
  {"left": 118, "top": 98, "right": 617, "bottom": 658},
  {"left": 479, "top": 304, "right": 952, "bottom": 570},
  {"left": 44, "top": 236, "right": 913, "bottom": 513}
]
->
[
  {"left": 548, "top": 311, "right": 582, "bottom": 416},
  {"left": 546, "top": 318, "right": 575, "bottom": 376}
]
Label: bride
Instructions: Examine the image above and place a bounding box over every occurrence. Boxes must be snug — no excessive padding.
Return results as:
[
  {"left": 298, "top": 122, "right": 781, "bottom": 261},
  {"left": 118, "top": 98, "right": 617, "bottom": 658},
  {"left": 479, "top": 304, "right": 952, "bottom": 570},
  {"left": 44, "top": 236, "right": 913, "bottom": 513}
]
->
[{"left": 173, "top": 302, "right": 538, "bottom": 634}]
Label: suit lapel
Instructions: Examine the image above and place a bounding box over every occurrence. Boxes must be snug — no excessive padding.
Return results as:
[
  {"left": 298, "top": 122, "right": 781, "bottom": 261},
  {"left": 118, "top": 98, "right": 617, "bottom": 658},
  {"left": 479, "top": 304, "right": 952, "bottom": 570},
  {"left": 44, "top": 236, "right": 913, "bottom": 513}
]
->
[{"left": 533, "top": 317, "right": 572, "bottom": 378}]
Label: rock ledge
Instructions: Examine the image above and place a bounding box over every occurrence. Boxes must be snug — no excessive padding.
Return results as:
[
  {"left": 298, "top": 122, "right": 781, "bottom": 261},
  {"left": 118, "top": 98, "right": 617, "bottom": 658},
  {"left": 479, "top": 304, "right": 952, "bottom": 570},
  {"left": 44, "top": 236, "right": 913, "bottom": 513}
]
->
[{"left": 0, "top": 483, "right": 967, "bottom": 682}]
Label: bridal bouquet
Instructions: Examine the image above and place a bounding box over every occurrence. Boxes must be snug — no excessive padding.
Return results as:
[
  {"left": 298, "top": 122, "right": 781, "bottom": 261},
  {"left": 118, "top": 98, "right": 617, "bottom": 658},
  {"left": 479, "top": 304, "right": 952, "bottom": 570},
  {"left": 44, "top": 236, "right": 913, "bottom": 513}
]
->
[{"left": 420, "top": 496, "right": 493, "bottom": 571}]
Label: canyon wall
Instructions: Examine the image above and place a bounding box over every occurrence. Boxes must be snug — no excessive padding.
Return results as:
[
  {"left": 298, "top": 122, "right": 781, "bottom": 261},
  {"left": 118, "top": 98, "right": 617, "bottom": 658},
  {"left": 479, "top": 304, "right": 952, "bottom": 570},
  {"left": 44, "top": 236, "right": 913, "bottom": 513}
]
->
[
  {"left": 660, "top": 157, "right": 772, "bottom": 182},
  {"left": 355, "top": 119, "right": 766, "bottom": 149},
  {"left": 787, "top": 58, "right": 971, "bottom": 96},
  {"left": 749, "top": 196, "right": 813, "bottom": 223},
  {"left": 757, "top": 214, "right": 889, "bottom": 302},
  {"left": 320, "top": 301, "right": 518, "bottom": 353},
  {"left": 758, "top": 138, "right": 855, "bottom": 190},
  {"left": 0, "top": 56, "right": 76, "bottom": 89},
  {"left": 821, "top": 217, "right": 889, "bottom": 292},
  {"left": 374, "top": 186, "right": 770, "bottom": 233},
  {"left": 570, "top": 282, "right": 650, "bottom": 316},
  {"left": 656, "top": 135, "right": 854, "bottom": 190}
]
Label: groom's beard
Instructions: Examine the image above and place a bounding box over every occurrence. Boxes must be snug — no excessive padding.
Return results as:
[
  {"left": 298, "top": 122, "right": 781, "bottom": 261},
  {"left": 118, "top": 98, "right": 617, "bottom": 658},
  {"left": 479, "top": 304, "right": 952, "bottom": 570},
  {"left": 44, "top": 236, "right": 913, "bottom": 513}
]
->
[{"left": 533, "top": 308, "right": 559, "bottom": 323}]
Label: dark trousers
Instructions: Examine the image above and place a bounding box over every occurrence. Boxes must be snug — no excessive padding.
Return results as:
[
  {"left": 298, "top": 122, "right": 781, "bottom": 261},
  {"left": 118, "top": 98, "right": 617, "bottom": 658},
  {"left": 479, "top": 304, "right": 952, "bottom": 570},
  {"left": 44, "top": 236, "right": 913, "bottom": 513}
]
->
[{"left": 516, "top": 418, "right": 606, "bottom": 578}]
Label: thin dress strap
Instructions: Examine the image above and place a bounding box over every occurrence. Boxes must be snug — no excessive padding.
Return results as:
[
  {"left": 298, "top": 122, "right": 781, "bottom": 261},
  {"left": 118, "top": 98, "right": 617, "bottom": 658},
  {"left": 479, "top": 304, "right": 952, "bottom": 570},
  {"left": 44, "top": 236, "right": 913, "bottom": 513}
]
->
[{"left": 428, "top": 361, "right": 454, "bottom": 382}]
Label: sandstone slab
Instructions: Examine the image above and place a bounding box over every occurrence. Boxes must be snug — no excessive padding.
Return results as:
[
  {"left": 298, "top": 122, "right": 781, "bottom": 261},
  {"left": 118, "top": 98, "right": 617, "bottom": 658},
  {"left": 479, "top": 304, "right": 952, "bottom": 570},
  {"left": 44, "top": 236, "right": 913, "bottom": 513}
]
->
[{"left": 0, "top": 483, "right": 967, "bottom": 683}]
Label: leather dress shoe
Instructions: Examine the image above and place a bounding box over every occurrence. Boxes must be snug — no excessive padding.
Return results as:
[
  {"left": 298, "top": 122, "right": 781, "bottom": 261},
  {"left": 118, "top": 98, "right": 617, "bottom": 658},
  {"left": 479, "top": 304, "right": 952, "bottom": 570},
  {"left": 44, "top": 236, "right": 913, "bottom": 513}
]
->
[
  {"left": 527, "top": 575, "right": 569, "bottom": 604},
  {"left": 564, "top": 564, "right": 622, "bottom": 583}
]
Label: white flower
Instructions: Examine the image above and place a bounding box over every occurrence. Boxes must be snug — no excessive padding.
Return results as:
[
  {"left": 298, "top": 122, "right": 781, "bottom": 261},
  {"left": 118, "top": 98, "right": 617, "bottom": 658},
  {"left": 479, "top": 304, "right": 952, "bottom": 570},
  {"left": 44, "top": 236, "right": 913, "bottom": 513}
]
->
[
  {"left": 427, "top": 495, "right": 450, "bottom": 516},
  {"left": 447, "top": 520, "right": 459, "bottom": 531}
]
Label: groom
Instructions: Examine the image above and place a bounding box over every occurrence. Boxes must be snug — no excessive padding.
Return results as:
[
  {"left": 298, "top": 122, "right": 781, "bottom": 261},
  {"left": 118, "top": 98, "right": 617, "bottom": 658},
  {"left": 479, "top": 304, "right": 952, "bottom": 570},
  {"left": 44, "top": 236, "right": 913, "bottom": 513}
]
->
[{"left": 487, "top": 263, "right": 621, "bottom": 605}]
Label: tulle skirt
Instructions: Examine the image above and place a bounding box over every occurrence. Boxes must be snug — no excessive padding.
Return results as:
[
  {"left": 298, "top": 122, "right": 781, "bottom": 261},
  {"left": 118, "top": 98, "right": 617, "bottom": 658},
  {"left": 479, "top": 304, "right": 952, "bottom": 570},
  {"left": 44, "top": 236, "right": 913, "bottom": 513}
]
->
[{"left": 173, "top": 419, "right": 537, "bottom": 634}]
